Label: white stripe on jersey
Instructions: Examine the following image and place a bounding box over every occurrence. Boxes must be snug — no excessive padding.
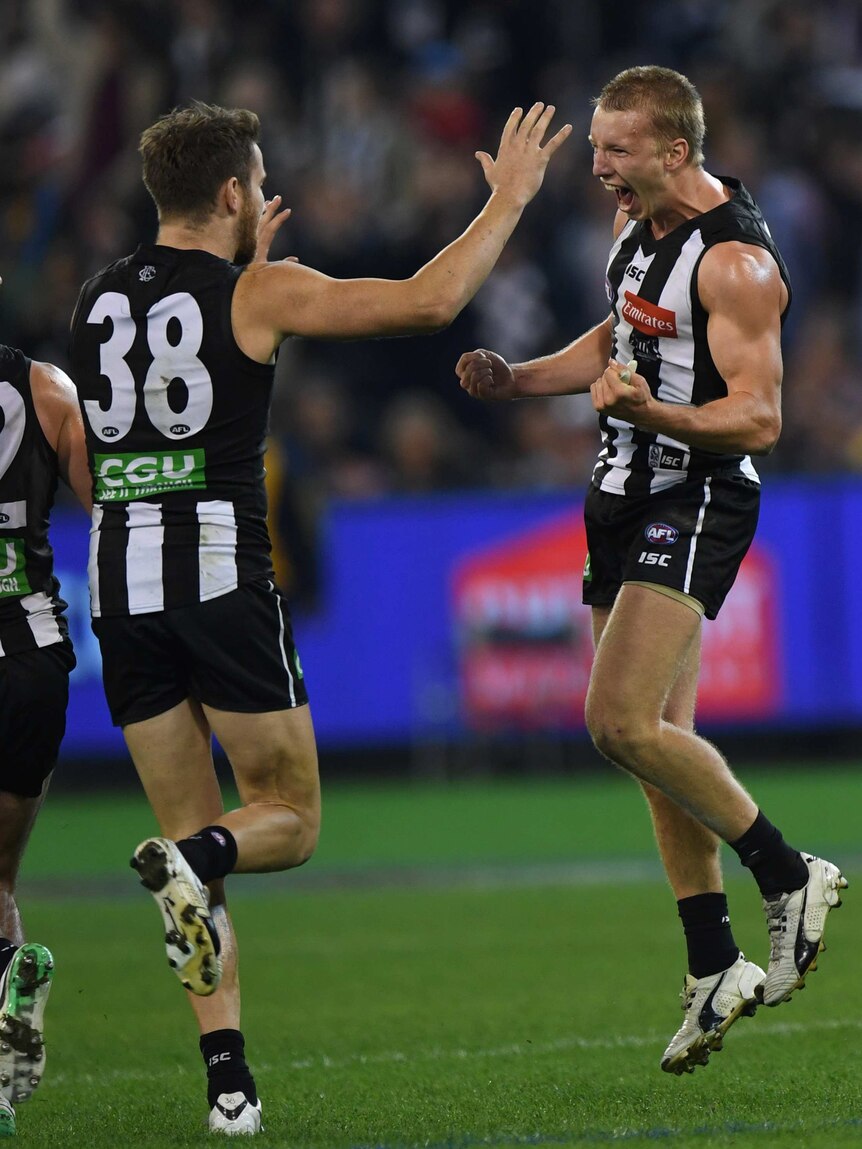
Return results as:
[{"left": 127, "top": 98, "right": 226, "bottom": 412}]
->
[
  {"left": 684, "top": 478, "right": 712, "bottom": 595},
  {"left": 126, "top": 502, "right": 165, "bottom": 614},
  {"left": 197, "top": 500, "right": 238, "bottom": 602},
  {"left": 268, "top": 579, "right": 296, "bottom": 706},
  {"left": 601, "top": 227, "right": 760, "bottom": 493},
  {"left": 20, "top": 591, "right": 63, "bottom": 647},
  {"left": 652, "top": 232, "right": 703, "bottom": 405},
  {"left": 88, "top": 505, "right": 104, "bottom": 615}
]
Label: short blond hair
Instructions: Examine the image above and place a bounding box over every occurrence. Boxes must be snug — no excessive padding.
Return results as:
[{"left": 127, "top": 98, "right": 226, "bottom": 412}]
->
[{"left": 593, "top": 66, "right": 705, "bottom": 167}]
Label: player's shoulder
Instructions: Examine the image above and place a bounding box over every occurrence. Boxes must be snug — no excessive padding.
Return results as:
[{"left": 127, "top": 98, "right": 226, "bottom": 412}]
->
[
  {"left": 698, "top": 241, "right": 785, "bottom": 317},
  {"left": 699, "top": 240, "right": 781, "bottom": 285}
]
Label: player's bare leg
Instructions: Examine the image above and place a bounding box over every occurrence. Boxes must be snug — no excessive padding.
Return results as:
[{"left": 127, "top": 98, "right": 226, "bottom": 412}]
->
[
  {"left": 0, "top": 788, "right": 46, "bottom": 946},
  {"left": 591, "top": 605, "right": 725, "bottom": 897},
  {"left": 589, "top": 597, "right": 760, "bottom": 1073},
  {"left": 587, "top": 586, "right": 758, "bottom": 839},
  {"left": 124, "top": 697, "right": 320, "bottom": 1134}
]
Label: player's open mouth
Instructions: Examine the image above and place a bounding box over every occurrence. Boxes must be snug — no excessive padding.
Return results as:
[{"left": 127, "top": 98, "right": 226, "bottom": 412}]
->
[
  {"left": 602, "top": 182, "right": 636, "bottom": 211},
  {"left": 615, "top": 186, "right": 635, "bottom": 210}
]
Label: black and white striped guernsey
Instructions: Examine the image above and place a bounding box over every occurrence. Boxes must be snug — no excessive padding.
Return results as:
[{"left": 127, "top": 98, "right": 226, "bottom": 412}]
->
[
  {"left": 0, "top": 346, "right": 68, "bottom": 654},
  {"left": 69, "top": 245, "right": 276, "bottom": 618},
  {"left": 596, "top": 177, "right": 792, "bottom": 496}
]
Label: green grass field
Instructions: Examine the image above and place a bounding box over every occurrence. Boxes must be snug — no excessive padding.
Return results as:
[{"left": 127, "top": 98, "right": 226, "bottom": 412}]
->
[{"left": 10, "top": 764, "right": 862, "bottom": 1147}]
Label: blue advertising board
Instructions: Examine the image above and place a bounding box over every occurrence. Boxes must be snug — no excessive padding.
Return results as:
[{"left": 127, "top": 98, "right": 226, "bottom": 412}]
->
[{"left": 55, "top": 478, "right": 857, "bottom": 757}]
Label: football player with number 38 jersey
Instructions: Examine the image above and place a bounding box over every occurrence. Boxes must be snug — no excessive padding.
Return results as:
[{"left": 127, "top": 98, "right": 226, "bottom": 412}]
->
[{"left": 68, "top": 100, "right": 571, "bottom": 1134}]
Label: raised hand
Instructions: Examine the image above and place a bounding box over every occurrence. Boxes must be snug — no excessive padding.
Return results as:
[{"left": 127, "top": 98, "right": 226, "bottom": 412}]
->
[
  {"left": 476, "top": 103, "right": 572, "bottom": 208},
  {"left": 255, "top": 195, "right": 293, "bottom": 263},
  {"left": 456, "top": 348, "right": 518, "bottom": 401}
]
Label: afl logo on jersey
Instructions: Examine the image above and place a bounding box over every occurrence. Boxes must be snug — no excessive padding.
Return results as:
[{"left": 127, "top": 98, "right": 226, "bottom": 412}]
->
[
  {"left": 645, "top": 523, "right": 679, "bottom": 545},
  {"left": 0, "top": 514, "right": 8, "bottom": 524},
  {"left": 170, "top": 423, "right": 191, "bottom": 435},
  {"left": 102, "top": 426, "right": 119, "bottom": 438}
]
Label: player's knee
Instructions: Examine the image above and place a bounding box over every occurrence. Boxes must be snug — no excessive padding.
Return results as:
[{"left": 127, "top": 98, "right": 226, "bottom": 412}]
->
[
  {"left": 586, "top": 703, "right": 651, "bottom": 766},
  {"left": 292, "top": 815, "right": 319, "bottom": 867}
]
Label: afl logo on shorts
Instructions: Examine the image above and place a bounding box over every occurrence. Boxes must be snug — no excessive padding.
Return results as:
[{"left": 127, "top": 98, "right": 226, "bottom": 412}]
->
[{"left": 645, "top": 523, "right": 679, "bottom": 545}]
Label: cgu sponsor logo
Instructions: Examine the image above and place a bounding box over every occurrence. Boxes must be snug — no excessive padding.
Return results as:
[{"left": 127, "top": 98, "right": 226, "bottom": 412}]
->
[
  {"left": 0, "top": 539, "right": 30, "bottom": 597},
  {"left": 93, "top": 449, "right": 207, "bottom": 501},
  {"left": 622, "top": 291, "right": 678, "bottom": 338},
  {"left": 644, "top": 522, "right": 679, "bottom": 545}
]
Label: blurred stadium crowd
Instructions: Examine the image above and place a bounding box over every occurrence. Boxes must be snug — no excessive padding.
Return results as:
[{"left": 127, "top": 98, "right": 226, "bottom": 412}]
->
[{"left": 2, "top": 0, "right": 862, "bottom": 587}]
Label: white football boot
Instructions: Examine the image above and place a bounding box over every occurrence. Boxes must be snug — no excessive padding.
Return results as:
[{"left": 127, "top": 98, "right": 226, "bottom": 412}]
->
[
  {"left": 0, "top": 943, "right": 55, "bottom": 1104},
  {"left": 131, "top": 838, "right": 222, "bottom": 996},
  {"left": 661, "top": 952, "right": 764, "bottom": 1075},
  {"left": 760, "top": 854, "right": 848, "bottom": 1006},
  {"left": 208, "top": 1092, "right": 262, "bottom": 1136}
]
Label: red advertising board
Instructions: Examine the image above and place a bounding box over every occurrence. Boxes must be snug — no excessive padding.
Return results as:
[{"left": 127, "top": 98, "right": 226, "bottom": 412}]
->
[{"left": 452, "top": 511, "right": 781, "bottom": 731}]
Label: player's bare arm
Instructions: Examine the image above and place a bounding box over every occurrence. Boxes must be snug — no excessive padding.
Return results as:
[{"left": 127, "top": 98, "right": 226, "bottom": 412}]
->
[
  {"left": 233, "top": 104, "right": 572, "bottom": 361},
  {"left": 591, "top": 243, "right": 785, "bottom": 455},
  {"left": 455, "top": 207, "right": 631, "bottom": 402},
  {"left": 456, "top": 316, "right": 614, "bottom": 402},
  {"left": 29, "top": 361, "right": 92, "bottom": 513}
]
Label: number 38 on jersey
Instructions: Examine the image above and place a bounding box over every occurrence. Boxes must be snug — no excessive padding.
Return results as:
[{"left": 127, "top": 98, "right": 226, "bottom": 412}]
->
[{"left": 84, "top": 291, "right": 213, "bottom": 442}]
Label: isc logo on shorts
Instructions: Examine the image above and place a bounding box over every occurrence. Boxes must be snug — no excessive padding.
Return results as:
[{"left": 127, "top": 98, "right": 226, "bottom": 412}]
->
[
  {"left": 644, "top": 523, "right": 679, "bottom": 545},
  {"left": 638, "top": 551, "right": 671, "bottom": 567}
]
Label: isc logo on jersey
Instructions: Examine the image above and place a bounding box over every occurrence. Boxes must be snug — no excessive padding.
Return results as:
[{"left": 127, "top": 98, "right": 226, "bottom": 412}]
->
[{"left": 94, "top": 449, "right": 207, "bottom": 501}]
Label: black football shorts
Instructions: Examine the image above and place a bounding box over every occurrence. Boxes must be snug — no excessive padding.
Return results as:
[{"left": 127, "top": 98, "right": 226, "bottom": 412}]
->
[
  {"left": 0, "top": 639, "right": 76, "bottom": 797},
  {"left": 93, "top": 579, "right": 309, "bottom": 727},
  {"left": 583, "top": 472, "right": 761, "bottom": 621}
]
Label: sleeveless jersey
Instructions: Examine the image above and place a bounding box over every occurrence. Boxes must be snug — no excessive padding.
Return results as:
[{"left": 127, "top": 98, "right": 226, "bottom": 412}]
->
[
  {"left": 0, "top": 346, "right": 68, "bottom": 655},
  {"left": 69, "top": 245, "right": 276, "bottom": 617},
  {"left": 595, "top": 177, "right": 792, "bottom": 496}
]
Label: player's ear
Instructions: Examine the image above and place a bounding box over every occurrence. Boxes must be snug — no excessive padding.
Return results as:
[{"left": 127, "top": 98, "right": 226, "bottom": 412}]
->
[
  {"left": 666, "top": 138, "right": 689, "bottom": 172},
  {"left": 222, "top": 177, "right": 241, "bottom": 216}
]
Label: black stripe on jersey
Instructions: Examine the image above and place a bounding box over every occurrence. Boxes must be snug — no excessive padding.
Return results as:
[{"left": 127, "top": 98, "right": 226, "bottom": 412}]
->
[
  {"left": 162, "top": 508, "right": 201, "bottom": 610},
  {"left": 96, "top": 505, "right": 132, "bottom": 616}
]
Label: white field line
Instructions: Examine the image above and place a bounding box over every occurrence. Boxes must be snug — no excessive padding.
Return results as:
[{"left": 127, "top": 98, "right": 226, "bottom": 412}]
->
[{"left": 49, "top": 1016, "right": 862, "bottom": 1086}]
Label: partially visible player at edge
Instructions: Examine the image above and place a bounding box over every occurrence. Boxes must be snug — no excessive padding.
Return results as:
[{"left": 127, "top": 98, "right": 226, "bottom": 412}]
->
[
  {"left": 0, "top": 326, "right": 90, "bottom": 1135},
  {"left": 456, "top": 66, "right": 847, "bottom": 1076},
  {"left": 67, "top": 100, "right": 570, "bottom": 1134}
]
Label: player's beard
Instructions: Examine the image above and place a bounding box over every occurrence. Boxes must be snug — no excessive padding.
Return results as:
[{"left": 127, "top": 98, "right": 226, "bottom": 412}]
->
[{"left": 234, "top": 198, "right": 259, "bottom": 265}]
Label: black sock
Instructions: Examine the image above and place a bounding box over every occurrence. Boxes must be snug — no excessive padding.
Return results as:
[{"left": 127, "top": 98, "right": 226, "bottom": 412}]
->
[
  {"left": 729, "top": 810, "right": 809, "bottom": 898},
  {"left": 200, "top": 1028, "right": 257, "bottom": 1107},
  {"left": 677, "top": 893, "right": 740, "bottom": 978},
  {"left": 0, "top": 940, "right": 16, "bottom": 979},
  {"left": 177, "top": 825, "right": 238, "bottom": 885}
]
